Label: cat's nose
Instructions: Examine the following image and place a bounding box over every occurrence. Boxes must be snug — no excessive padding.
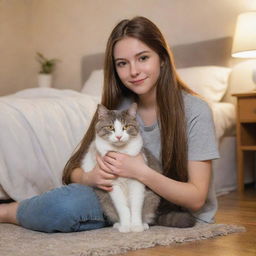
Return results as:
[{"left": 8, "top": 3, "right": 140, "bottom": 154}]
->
[{"left": 116, "top": 136, "right": 122, "bottom": 140}]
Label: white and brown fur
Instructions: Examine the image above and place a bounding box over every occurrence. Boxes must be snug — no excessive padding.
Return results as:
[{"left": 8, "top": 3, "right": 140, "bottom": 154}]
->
[{"left": 81, "top": 103, "right": 195, "bottom": 232}]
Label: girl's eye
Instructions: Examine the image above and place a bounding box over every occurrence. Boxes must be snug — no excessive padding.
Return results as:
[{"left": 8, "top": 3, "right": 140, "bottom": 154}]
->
[
  {"left": 139, "top": 55, "right": 149, "bottom": 62},
  {"left": 116, "top": 61, "right": 127, "bottom": 68}
]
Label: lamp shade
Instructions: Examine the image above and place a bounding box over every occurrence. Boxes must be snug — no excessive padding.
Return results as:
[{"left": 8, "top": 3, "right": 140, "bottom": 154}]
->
[{"left": 232, "top": 12, "right": 256, "bottom": 58}]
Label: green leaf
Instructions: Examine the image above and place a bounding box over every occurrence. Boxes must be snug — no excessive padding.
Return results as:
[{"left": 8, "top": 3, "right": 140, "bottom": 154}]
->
[{"left": 35, "top": 52, "right": 60, "bottom": 74}]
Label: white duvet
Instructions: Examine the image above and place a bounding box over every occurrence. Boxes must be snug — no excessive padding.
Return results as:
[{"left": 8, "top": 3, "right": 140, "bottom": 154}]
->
[
  {"left": 0, "top": 88, "right": 236, "bottom": 201},
  {"left": 0, "top": 88, "right": 99, "bottom": 201},
  {"left": 210, "top": 102, "right": 236, "bottom": 140}
]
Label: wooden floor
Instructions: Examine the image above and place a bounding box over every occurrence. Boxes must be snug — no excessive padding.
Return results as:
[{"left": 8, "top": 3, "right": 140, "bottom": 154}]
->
[{"left": 118, "top": 185, "right": 256, "bottom": 256}]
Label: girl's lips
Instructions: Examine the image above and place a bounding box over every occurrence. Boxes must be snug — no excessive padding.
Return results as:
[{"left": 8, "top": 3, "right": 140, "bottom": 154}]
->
[{"left": 130, "top": 77, "right": 147, "bottom": 85}]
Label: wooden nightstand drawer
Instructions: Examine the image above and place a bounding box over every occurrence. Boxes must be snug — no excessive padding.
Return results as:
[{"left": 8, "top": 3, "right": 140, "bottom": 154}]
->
[
  {"left": 238, "top": 98, "right": 256, "bottom": 121},
  {"left": 232, "top": 91, "right": 256, "bottom": 193}
]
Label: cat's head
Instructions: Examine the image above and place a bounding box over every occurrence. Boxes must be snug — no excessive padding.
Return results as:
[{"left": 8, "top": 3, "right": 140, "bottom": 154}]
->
[{"left": 96, "top": 103, "right": 140, "bottom": 146}]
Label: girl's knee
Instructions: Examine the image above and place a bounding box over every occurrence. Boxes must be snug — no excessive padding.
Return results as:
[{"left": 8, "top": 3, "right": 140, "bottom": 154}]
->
[
  {"left": 64, "top": 184, "right": 96, "bottom": 200},
  {"left": 61, "top": 184, "right": 101, "bottom": 210},
  {"left": 17, "top": 184, "right": 105, "bottom": 232}
]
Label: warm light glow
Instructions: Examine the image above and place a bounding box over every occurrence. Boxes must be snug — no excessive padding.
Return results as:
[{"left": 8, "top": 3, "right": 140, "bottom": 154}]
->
[{"left": 232, "top": 12, "right": 256, "bottom": 58}]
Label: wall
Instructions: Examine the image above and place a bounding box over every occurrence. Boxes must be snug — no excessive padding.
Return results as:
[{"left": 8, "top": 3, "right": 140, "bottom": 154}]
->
[
  {"left": 0, "top": 0, "right": 34, "bottom": 95},
  {"left": 0, "top": 0, "right": 255, "bottom": 95}
]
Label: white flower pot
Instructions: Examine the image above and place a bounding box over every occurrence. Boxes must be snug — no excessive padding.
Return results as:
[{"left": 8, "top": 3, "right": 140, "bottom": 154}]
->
[{"left": 38, "top": 74, "right": 52, "bottom": 88}]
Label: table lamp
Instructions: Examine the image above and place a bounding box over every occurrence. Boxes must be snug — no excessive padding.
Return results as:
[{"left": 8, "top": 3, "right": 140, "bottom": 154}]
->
[{"left": 232, "top": 11, "right": 256, "bottom": 88}]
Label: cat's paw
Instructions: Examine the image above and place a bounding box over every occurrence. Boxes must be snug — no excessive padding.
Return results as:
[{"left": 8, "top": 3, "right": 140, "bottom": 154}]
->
[
  {"left": 130, "top": 224, "right": 146, "bottom": 232},
  {"left": 113, "top": 222, "right": 130, "bottom": 233}
]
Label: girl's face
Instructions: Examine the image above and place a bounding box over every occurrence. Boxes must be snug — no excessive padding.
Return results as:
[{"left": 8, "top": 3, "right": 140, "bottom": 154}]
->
[{"left": 113, "top": 37, "right": 161, "bottom": 98}]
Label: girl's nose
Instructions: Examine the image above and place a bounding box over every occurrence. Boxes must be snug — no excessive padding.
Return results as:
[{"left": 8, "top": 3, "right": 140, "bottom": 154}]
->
[{"left": 130, "top": 63, "right": 140, "bottom": 77}]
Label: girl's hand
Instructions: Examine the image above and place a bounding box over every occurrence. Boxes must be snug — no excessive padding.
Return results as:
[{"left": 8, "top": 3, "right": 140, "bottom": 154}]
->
[
  {"left": 103, "top": 152, "right": 146, "bottom": 179},
  {"left": 86, "top": 154, "right": 117, "bottom": 191}
]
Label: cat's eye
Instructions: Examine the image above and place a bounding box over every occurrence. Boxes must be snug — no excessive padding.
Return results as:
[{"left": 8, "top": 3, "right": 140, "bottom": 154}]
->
[
  {"left": 107, "top": 125, "right": 114, "bottom": 131},
  {"left": 123, "top": 125, "right": 130, "bottom": 130}
]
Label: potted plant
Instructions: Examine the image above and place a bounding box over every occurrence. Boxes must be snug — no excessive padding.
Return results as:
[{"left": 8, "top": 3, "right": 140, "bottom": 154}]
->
[{"left": 36, "top": 52, "right": 60, "bottom": 88}]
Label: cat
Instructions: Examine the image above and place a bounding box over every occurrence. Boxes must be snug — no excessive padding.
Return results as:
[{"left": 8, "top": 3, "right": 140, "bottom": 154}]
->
[{"left": 81, "top": 103, "right": 195, "bottom": 232}]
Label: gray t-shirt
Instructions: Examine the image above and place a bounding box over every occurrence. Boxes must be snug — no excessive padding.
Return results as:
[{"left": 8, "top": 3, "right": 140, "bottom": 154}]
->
[{"left": 119, "top": 92, "right": 220, "bottom": 223}]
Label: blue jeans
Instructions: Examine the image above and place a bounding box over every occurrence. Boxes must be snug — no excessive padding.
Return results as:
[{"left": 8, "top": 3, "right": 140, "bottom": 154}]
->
[{"left": 16, "top": 184, "right": 107, "bottom": 233}]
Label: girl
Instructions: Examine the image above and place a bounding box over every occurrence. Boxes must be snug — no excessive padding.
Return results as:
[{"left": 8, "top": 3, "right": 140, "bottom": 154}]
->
[{"left": 0, "top": 16, "right": 219, "bottom": 232}]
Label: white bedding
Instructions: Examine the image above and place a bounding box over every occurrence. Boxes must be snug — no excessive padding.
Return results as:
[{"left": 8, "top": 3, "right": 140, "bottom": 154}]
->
[
  {"left": 0, "top": 88, "right": 236, "bottom": 201},
  {"left": 0, "top": 88, "right": 99, "bottom": 201},
  {"left": 210, "top": 102, "right": 236, "bottom": 140}
]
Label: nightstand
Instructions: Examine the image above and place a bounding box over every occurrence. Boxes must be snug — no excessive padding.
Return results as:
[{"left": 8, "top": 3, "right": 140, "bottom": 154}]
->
[{"left": 232, "top": 92, "right": 256, "bottom": 192}]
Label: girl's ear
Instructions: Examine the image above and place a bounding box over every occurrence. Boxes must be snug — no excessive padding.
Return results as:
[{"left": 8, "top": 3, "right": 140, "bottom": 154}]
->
[
  {"left": 128, "top": 103, "right": 137, "bottom": 118},
  {"left": 97, "top": 104, "right": 109, "bottom": 119}
]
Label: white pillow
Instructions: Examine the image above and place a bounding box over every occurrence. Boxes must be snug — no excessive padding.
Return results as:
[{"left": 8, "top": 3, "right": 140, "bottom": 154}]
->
[
  {"left": 81, "top": 66, "right": 231, "bottom": 102},
  {"left": 177, "top": 66, "right": 231, "bottom": 102},
  {"left": 81, "top": 69, "right": 104, "bottom": 96}
]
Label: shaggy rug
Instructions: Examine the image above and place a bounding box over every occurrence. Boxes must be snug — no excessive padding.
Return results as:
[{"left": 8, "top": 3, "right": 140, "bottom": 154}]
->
[{"left": 0, "top": 223, "right": 245, "bottom": 256}]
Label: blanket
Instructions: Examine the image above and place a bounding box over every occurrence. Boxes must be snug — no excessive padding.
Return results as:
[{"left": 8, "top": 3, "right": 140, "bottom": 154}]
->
[
  {"left": 0, "top": 88, "right": 99, "bottom": 201},
  {"left": 210, "top": 101, "right": 236, "bottom": 140}
]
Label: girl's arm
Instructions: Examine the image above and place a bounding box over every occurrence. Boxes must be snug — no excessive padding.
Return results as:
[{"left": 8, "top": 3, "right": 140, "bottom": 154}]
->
[
  {"left": 139, "top": 160, "right": 211, "bottom": 211},
  {"left": 103, "top": 152, "right": 211, "bottom": 211}
]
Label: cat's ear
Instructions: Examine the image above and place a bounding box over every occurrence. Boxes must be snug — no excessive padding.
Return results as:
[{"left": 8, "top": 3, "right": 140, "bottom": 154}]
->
[
  {"left": 128, "top": 103, "right": 137, "bottom": 118},
  {"left": 97, "top": 104, "right": 109, "bottom": 119}
]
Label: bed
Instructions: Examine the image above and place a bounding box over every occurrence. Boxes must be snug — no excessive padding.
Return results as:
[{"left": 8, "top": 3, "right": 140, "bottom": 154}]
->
[{"left": 0, "top": 37, "right": 251, "bottom": 201}]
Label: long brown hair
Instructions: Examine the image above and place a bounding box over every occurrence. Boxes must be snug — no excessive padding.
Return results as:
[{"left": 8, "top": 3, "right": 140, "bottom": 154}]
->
[{"left": 62, "top": 16, "right": 193, "bottom": 186}]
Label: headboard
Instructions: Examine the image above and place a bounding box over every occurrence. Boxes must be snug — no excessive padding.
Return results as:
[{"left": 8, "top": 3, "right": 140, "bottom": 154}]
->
[
  {"left": 171, "top": 37, "right": 233, "bottom": 68},
  {"left": 81, "top": 37, "right": 233, "bottom": 86}
]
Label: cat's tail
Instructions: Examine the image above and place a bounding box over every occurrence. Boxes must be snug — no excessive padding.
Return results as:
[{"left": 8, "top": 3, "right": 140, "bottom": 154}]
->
[{"left": 156, "top": 212, "right": 196, "bottom": 228}]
